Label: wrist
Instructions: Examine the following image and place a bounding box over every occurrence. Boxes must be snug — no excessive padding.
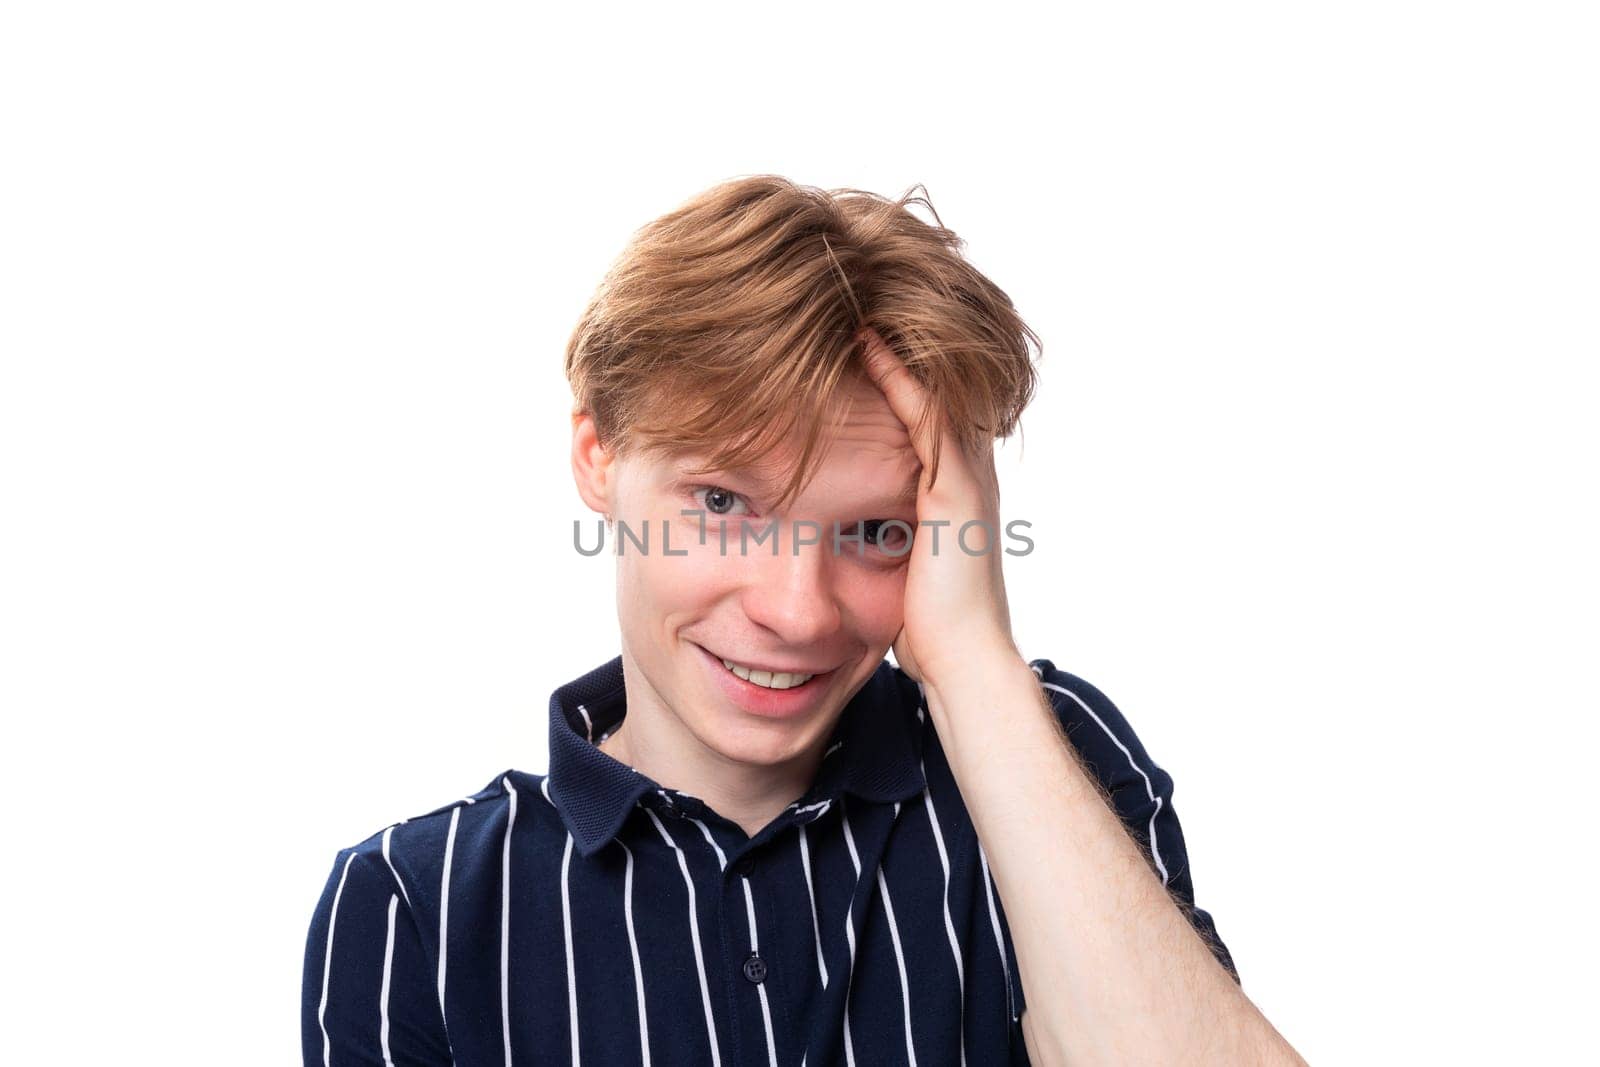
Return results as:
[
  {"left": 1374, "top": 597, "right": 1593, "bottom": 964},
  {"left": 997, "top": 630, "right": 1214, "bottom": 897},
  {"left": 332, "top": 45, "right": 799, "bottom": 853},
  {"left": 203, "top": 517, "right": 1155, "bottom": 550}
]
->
[{"left": 922, "top": 641, "right": 1032, "bottom": 709}]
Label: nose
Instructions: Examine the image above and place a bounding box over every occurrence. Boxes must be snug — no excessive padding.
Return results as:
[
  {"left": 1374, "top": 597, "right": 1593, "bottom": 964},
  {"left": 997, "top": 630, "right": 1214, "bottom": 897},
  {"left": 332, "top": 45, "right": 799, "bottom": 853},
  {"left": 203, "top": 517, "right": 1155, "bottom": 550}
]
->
[{"left": 739, "top": 528, "right": 843, "bottom": 648}]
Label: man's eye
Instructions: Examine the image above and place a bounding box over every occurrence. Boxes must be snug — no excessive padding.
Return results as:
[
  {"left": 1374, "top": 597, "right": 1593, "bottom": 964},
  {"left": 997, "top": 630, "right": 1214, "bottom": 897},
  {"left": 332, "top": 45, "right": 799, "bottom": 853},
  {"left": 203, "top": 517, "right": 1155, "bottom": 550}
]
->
[
  {"left": 861, "top": 519, "right": 912, "bottom": 553},
  {"left": 693, "top": 486, "right": 750, "bottom": 517}
]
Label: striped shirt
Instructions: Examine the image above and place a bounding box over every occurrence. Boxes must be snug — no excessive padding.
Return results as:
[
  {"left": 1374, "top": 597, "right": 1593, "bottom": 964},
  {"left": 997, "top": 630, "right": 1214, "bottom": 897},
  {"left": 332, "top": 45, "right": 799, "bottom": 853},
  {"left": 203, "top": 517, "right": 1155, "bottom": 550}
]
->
[{"left": 302, "top": 655, "right": 1237, "bottom": 1066}]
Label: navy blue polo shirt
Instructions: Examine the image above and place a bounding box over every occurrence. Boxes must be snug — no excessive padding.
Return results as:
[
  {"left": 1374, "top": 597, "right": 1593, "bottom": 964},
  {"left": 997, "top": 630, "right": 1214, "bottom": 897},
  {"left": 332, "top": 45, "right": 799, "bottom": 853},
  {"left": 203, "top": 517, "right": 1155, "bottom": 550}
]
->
[{"left": 302, "top": 654, "right": 1237, "bottom": 1066}]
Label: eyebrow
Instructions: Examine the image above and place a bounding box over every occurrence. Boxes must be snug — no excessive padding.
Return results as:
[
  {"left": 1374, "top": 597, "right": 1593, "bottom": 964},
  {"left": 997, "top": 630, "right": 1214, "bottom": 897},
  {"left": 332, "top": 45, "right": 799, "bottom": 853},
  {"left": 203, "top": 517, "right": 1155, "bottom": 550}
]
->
[
  {"left": 686, "top": 462, "right": 920, "bottom": 510},
  {"left": 843, "top": 479, "right": 922, "bottom": 512},
  {"left": 890, "top": 479, "right": 922, "bottom": 504},
  {"left": 817, "top": 479, "right": 922, "bottom": 513}
]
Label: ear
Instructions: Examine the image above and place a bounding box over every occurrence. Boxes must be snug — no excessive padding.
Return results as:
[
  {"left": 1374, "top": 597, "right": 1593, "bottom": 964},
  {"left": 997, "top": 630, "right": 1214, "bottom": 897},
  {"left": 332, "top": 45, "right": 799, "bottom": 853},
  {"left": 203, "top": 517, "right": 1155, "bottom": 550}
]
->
[{"left": 570, "top": 409, "right": 616, "bottom": 519}]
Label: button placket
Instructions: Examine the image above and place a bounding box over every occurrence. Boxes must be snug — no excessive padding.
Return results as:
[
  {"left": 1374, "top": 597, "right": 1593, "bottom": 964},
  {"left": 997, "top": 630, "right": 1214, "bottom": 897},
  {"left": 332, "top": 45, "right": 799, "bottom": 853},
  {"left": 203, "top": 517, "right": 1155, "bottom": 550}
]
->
[{"left": 726, "top": 849, "right": 771, "bottom": 986}]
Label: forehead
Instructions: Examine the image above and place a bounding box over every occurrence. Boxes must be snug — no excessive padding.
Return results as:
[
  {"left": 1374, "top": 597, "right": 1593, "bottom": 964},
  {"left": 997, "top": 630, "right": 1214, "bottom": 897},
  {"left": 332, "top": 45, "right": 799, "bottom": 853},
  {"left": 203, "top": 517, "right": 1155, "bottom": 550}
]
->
[
  {"left": 823, "top": 365, "right": 915, "bottom": 451},
  {"left": 651, "top": 368, "right": 921, "bottom": 507},
  {"left": 800, "top": 372, "right": 921, "bottom": 502}
]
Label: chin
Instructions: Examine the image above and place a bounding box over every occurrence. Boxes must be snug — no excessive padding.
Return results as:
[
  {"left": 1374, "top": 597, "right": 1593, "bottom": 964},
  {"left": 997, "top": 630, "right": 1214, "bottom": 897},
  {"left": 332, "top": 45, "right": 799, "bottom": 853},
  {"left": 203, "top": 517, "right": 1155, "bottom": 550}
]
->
[
  {"left": 710, "top": 734, "right": 797, "bottom": 768},
  {"left": 697, "top": 698, "right": 817, "bottom": 762},
  {"left": 694, "top": 687, "right": 835, "bottom": 768}
]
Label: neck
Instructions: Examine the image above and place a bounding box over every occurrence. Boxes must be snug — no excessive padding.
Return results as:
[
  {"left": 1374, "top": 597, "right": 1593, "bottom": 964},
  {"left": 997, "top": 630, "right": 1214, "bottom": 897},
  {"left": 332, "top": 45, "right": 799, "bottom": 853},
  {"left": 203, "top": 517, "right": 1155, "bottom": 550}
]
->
[{"left": 603, "top": 656, "right": 828, "bottom": 839}]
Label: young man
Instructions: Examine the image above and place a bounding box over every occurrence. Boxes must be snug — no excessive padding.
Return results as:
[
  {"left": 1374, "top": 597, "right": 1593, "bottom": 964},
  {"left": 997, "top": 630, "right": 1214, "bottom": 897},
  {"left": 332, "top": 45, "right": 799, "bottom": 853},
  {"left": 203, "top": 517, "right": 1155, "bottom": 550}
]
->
[{"left": 302, "top": 176, "right": 1304, "bottom": 1065}]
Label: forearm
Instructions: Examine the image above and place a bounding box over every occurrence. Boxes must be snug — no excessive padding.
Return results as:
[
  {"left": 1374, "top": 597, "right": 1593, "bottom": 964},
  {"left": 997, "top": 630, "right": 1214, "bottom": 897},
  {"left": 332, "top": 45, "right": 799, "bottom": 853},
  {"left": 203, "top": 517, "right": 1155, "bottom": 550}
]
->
[{"left": 923, "top": 651, "right": 1304, "bottom": 1067}]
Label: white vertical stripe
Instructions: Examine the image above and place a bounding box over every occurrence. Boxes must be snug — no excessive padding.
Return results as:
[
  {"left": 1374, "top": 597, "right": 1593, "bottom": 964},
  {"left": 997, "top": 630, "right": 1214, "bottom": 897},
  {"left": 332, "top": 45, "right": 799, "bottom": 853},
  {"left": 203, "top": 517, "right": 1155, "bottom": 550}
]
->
[
  {"left": 561, "top": 832, "right": 580, "bottom": 1065},
  {"left": 381, "top": 825, "right": 413, "bottom": 909},
  {"left": 380, "top": 893, "right": 398, "bottom": 1067},
  {"left": 618, "top": 841, "right": 652, "bottom": 1067},
  {"left": 1039, "top": 680, "right": 1170, "bottom": 885},
  {"left": 839, "top": 806, "right": 863, "bottom": 1067},
  {"left": 576, "top": 703, "right": 594, "bottom": 740},
  {"left": 885, "top": 800, "right": 919, "bottom": 1065},
  {"left": 798, "top": 825, "right": 829, "bottom": 989},
  {"left": 536, "top": 776, "right": 581, "bottom": 1063},
  {"left": 645, "top": 808, "right": 722, "bottom": 1067},
  {"left": 740, "top": 875, "right": 779, "bottom": 1067},
  {"left": 318, "top": 852, "right": 358, "bottom": 1067},
  {"left": 920, "top": 768, "right": 967, "bottom": 1065},
  {"left": 688, "top": 817, "right": 727, "bottom": 870},
  {"left": 500, "top": 777, "right": 519, "bottom": 1067},
  {"left": 437, "top": 806, "right": 462, "bottom": 1015},
  {"left": 921, "top": 780, "right": 966, "bottom": 998},
  {"left": 978, "top": 843, "right": 1016, "bottom": 1023},
  {"left": 875, "top": 865, "right": 917, "bottom": 1067}
]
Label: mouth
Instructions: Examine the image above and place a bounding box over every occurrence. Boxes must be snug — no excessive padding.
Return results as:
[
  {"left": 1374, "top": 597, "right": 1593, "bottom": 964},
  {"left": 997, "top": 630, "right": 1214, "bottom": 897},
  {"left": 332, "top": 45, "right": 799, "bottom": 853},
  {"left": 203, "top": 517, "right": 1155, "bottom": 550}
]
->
[
  {"left": 692, "top": 643, "right": 837, "bottom": 718},
  {"left": 716, "top": 657, "right": 818, "bottom": 690}
]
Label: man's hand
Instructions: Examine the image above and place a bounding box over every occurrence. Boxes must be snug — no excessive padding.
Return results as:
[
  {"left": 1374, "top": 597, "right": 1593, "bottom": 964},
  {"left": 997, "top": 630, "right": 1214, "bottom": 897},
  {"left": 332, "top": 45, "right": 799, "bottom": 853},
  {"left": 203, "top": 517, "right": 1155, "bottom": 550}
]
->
[{"left": 856, "top": 326, "right": 1020, "bottom": 687}]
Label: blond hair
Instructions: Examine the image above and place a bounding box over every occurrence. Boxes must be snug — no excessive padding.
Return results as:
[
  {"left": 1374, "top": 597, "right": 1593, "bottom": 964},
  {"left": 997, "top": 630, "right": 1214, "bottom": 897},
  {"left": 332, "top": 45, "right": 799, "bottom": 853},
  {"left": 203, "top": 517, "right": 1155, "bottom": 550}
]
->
[{"left": 564, "top": 175, "right": 1041, "bottom": 509}]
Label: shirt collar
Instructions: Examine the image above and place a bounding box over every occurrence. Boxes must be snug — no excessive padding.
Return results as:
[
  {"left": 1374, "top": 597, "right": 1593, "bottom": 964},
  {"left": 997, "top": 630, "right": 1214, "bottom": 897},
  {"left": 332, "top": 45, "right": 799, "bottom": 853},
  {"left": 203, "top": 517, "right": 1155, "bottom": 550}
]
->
[{"left": 545, "top": 654, "right": 928, "bottom": 857}]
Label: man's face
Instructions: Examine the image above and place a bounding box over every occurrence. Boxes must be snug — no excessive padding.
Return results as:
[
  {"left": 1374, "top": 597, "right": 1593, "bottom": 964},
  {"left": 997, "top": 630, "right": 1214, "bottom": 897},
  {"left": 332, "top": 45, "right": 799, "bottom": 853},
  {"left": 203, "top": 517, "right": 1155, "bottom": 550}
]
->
[{"left": 589, "top": 367, "right": 921, "bottom": 770}]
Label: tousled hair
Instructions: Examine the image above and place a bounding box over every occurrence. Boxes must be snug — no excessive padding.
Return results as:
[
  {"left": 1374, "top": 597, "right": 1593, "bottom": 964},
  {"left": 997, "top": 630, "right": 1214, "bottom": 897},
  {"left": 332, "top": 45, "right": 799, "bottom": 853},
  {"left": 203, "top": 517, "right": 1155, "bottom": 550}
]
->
[{"left": 563, "top": 174, "right": 1042, "bottom": 510}]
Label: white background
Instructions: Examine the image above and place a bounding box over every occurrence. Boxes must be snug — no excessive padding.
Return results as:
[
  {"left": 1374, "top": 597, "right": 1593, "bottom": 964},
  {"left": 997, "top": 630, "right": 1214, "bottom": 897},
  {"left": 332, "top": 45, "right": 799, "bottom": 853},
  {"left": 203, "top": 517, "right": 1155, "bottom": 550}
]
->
[{"left": 3, "top": 3, "right": 1595, "bottom": 1063}]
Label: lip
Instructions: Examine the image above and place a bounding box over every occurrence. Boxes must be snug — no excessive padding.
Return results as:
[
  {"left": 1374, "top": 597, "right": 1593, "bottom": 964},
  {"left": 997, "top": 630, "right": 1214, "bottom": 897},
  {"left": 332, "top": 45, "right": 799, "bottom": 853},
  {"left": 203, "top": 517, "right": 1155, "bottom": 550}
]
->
[
  {"left": 693, "top": 643, "right": 836, "bottom": 720},
  {"left": 708, "top": 650, "right": 838, "bottom": 676}
]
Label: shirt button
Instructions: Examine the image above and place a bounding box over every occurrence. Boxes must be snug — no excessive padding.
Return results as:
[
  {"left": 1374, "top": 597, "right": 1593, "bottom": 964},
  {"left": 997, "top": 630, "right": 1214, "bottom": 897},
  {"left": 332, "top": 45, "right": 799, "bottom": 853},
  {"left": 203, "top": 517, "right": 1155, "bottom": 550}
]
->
[
  {"left": 733, "top": 855, "right": 754, "bottom": 877},
  {"left": 742, "top": 953, "right": 767, "bottom": 984}
]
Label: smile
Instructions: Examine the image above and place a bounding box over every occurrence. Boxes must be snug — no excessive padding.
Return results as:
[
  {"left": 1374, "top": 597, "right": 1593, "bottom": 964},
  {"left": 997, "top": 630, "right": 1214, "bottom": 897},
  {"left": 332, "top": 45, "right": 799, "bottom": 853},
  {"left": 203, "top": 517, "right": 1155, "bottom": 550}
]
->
[{"left": 719, "top": 658, "right": 815, "bottom": 690}]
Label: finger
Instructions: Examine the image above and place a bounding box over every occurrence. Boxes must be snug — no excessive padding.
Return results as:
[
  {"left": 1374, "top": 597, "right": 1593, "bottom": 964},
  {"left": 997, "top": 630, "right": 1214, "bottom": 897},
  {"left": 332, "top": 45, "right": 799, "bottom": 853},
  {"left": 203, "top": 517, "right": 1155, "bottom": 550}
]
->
[{"left": 856, "top": 328, "right": 949, "bottom": 479}]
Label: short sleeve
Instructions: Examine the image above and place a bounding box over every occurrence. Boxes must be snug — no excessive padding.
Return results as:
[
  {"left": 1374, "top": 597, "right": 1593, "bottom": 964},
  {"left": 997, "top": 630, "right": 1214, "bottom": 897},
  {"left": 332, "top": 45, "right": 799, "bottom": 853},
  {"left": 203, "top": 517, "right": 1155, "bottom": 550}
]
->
[
  {"left": 1026, "top": 658, "right": 1241, "bottom": 989},
  {"left": 301, "top": 846, "right": 454, "bottom": 1066}
]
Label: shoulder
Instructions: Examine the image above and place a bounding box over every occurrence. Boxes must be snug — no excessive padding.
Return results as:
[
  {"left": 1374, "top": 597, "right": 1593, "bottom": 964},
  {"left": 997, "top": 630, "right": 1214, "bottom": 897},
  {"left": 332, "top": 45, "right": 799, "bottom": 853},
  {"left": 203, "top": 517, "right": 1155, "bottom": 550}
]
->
[
  {"left": 897, "top": 654, "right": 1179, "bottom": 822},
  {"left": 318, "top": 770, "right": 546, "bottom": 913},
  {"left": 1024, "top": 657, "right": 1169, "bottom": 790},
  {"left": 1027, "top": 656, "right": 1122, "bottom": 724},
  {"left": 891, "top": 655, "right": 1148, "bottom": 757}
]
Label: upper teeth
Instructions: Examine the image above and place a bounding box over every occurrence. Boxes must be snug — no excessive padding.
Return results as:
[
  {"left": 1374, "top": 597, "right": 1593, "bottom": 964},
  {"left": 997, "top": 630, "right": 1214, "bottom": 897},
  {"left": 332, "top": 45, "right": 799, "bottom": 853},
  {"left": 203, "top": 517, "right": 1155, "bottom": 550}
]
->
[{"left": 722, "top": 658, "right": 814, "bottom": 690}]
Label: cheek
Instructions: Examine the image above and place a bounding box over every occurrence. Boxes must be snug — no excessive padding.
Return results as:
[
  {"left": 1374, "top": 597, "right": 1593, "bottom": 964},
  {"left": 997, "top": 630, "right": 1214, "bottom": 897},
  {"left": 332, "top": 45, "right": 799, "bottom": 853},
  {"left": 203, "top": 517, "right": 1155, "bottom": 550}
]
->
[
  {"left": 841, "top": 567, "right": 908, "bottom": 647},
  {"left": 616, "top": 542, "right": 737, "bottom": 616}
]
